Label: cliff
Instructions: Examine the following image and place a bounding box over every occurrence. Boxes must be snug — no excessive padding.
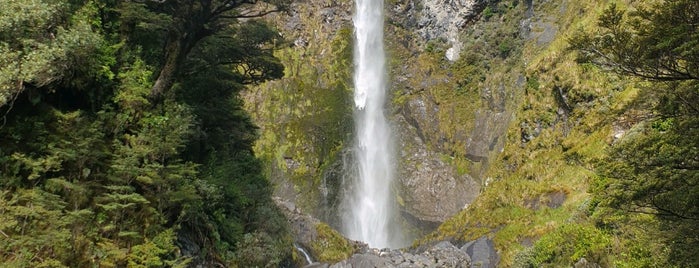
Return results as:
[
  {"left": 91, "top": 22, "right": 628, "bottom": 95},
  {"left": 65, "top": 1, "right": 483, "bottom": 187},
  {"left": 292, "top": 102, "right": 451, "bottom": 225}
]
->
[{"left": 246, "top": 0, "right": 697, "bottom": 267}]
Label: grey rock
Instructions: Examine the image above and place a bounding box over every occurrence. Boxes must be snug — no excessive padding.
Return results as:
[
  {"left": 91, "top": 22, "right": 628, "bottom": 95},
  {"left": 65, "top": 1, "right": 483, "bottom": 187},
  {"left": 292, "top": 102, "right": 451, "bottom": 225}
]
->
[
  {"left": 461, "top": 237, "right": 499, "bottom": 268},
  {"left": 394, "top": 92, "right": 481, "bottom": 229},
  {"left": 425, "top": 241, "right": 471, "bottom": 268},
  {"left": 330, "top": 253, "right": 396, "bottom": 268},
  {"left": 317, "top": 240, "right": 474, "bottom": 268},
  {"left": 415, "top": 0, "right": 485, "bottom": 61}
]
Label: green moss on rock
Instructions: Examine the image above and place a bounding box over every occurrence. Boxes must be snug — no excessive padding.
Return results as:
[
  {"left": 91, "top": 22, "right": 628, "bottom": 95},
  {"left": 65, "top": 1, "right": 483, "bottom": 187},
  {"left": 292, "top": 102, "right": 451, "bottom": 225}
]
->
[{"left": 310, "top": 223, "right": 356, "bottom": 263}]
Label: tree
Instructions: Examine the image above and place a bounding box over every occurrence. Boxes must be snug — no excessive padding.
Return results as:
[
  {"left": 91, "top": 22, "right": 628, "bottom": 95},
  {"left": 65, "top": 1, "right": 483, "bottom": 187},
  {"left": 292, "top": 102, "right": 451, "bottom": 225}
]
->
[
  {"left": 570, "top": 1, "right": 699, "bottom": 82},
  {"left": 1, "top": 0, "right": 292, "bottom": 266},
  {"left": 118, "top": 0, "right": 289, "bottom": 99},
  {"left": 0, "top": 0, "right": 108, "bottom": 110},
  {"left": 572, "top": 1, "right": 699, "bottom": 264}
]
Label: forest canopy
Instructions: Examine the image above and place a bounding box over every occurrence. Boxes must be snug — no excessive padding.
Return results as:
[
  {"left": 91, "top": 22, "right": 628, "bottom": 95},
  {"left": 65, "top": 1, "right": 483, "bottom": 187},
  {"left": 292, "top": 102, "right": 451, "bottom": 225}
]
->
[{"left": 0, "top": 0, "right": 291, "bottom": 266}]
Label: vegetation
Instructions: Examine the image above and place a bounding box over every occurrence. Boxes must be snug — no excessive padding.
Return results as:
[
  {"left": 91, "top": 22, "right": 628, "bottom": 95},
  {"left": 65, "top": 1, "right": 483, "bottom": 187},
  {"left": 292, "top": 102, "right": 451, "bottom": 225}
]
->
[
  {"left": 246, "top": 3, "right": 355, "bottom": 216},
  {"left": 573, "top": 1, "right": 699, "bottom": 265},
  {"left": 421, "top": 0, "right": 698, "bottom": 267},
  {"left": 2, "top": 0, "right": 697, "bottom": 267},
  {"left": 0, "top": 0, "right": 292, "bottom": 266},
  {"left": 310, "top": 223, "right": 356, "bottom": 263}
]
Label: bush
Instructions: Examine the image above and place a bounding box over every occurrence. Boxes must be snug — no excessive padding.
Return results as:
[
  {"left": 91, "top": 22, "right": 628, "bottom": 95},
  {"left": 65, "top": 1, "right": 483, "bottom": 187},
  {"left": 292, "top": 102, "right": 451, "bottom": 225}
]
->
[{"left": 526, "top": 224, "right": 611, "bottom": 267}]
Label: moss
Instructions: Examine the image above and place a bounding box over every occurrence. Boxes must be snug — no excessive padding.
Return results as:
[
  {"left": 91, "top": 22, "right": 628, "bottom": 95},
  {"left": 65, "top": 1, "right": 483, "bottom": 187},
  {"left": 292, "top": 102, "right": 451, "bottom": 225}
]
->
[
  {"left": 246, "top": 21, "right": 354, "bottom": 213},
  {"left": 310, "top": 223, "right": 356, "bottom": 263},
  {"left": 414, "top": 0, "right": 657, "bottom": 266}
]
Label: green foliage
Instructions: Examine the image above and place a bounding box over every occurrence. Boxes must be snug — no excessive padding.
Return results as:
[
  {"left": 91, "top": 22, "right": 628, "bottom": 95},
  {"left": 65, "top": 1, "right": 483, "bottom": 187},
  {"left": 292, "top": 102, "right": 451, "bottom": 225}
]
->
[
  {"left": 417, "top": 1, "right": 670, "bottom": 266},
  {"left": 524, "top": 224, "right": 611, "bottom": 267},
  {"left": 0, "top": 0, "right": 291, "bottom": 266},
  {"left": 0, "top": 189, "right": 72, "bottom": 267},
  {"left": 248, "top": 23, "right": 354, "bottom": 213},
  {"left": 594, "top": 113, "right": 699, "bottom": 265},
  {"left": 483, "top": 6, "right": 495, "bottom": 20},
  {"left": 570, "top": 0, "right": 699, "bottom": 81},
  {"left": 128, "top": 229, "right": 189, "bottom": 268},
  {"left": 571, "top": 1, "right": 699, "bottom": 266},
  {"left": 0, "top": 0, "right": 108, "bottom": 107}
]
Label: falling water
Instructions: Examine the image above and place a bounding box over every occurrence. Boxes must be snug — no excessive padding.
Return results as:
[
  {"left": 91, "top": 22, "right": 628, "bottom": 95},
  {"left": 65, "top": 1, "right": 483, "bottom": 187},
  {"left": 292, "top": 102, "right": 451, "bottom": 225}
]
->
[
  {"left": 293, "top": 243, "right": 314, "bottom": 265},
  {"left": 343, "top": 0, "right": 403, "bottom": 248}
]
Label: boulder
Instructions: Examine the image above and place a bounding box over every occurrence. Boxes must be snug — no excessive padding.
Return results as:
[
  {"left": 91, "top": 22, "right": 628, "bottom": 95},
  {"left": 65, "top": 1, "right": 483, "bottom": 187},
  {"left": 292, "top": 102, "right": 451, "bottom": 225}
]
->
[{"left": 461, "top": 237, "right": 499, "bottom": 268}]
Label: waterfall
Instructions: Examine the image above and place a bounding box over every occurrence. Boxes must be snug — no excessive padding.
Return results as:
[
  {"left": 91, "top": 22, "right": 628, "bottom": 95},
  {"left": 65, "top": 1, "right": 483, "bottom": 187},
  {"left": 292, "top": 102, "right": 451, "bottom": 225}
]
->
[
  {"left": 294, "top": 243, "right": 314, "bottom": 265},
  {"left": 342, "top": 0, "right": 403, "bottom": 249}
]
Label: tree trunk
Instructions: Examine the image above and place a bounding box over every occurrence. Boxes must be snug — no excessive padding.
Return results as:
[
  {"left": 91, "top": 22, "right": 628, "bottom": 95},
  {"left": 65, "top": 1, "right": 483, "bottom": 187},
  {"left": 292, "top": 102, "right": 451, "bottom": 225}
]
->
[{"left": 151, "top": 36, "right": 184, "bottom": 99}]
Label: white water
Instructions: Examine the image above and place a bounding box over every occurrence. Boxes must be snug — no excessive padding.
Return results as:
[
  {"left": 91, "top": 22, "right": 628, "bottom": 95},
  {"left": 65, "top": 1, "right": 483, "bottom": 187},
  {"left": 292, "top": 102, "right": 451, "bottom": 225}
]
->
[
  {"left": 293, "top": 243, "right": 314, "bottom": 265},
  {"left": 343, "top": 0, "right": 403, "bottom": 248}
]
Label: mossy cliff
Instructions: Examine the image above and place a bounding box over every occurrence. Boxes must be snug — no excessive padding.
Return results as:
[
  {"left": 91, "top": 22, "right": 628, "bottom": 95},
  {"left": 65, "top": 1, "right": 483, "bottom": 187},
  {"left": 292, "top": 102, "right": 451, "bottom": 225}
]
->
[
  {"left": 418, "top": 0, "right": 685, "bottom": 267},
  {"left": 244, "top": 0, "right": 355, "bottom": 223},
  {"left": 249, "top": 0, "right": 694, "bottom": 266}
]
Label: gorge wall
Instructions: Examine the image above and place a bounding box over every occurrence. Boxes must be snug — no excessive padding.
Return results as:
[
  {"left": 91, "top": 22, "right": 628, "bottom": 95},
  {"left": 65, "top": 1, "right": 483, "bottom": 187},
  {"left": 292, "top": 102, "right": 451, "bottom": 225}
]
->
[
  {"left": 245, "top": 0, "right": 519, "bottom": 236},
  {"left": 248, "top": 0, "right": 678, "bottom": 266}
]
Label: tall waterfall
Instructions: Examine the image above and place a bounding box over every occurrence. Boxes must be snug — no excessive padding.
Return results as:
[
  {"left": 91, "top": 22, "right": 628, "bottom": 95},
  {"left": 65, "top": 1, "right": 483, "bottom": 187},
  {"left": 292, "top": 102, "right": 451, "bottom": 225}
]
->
[{"left": 343, "top": 0, "right": 403, "bottom": 248}]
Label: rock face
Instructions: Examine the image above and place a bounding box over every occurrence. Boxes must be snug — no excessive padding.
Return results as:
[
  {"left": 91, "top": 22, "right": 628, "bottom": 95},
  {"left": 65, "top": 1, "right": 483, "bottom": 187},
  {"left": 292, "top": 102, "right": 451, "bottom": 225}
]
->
[
  {"left": 275, "top": 198, "right": 321, "bottom": 251},
  {"left": 386, "top": 0, "right": 511, "bottom": 233},
  {"left": 300, "top": 238, "right": 499, "bottom": 268},
  {"left": 251, "top": 0, "right": 514, "bottom": 242},
  {"left": 397, "top": 118, "right": 480, "bottom": 225},
  {"left": 415, "top": 0, "right": 484, "bottom": 61}
]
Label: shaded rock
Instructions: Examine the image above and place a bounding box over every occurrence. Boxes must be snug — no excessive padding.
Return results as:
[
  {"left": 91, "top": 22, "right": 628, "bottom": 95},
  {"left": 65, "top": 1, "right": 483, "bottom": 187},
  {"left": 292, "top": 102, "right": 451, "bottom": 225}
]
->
[
  {"left": 275, "top": 198, "right": 320, "bottom": 247},
  {"left": 275, "top": 197, "right": 364, "bottom": 265},
  {"left": 461, "top": 237, "right": 499, "bottom": 268},
  {"left": 394, "top": 93, "right": 481, "bottom": 230},
  {"left": 396, "top": 121, "right": 480, "bottom": 226},
  {"left": 314, "top": 241, "right": 472, "bottom": 268}
]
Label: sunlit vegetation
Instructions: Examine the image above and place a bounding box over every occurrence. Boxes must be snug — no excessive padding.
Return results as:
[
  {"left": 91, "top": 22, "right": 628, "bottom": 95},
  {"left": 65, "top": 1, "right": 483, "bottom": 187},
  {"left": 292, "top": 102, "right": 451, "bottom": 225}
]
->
[
  {"left": 421, "top": 0, "right": 698, "bottom": 267},
  {"left": 0, "top": 0, "right": 292, "bottom": 266}
]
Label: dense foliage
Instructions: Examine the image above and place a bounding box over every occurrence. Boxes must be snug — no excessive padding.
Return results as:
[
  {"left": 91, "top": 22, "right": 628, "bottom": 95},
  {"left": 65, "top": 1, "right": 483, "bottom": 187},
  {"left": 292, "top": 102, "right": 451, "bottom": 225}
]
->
[
  {"left": 572, "top": 0, "right": 699, "bottom": 265},
  {"left": 421, "top": 0, "right": 697, "bottom": 267},
  {"left": 0, "top": 0, "right": 291, "bottom": 267}
]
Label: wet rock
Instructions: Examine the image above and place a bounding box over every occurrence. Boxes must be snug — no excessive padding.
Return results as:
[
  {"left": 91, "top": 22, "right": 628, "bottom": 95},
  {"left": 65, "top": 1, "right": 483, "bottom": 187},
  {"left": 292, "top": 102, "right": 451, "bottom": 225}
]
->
[
  {"left": 274, "top": 198, "right": 321, "bottom": 253},
  {"left": 324, "top": 241, "right": 471, "bottom": 268}
]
